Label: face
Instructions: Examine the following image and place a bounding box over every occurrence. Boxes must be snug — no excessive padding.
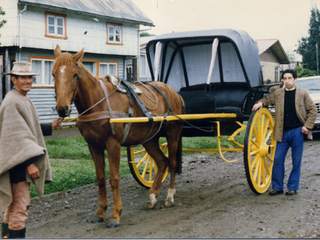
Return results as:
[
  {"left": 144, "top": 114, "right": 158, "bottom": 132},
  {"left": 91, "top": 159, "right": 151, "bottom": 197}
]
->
[
  {"left": 11, "top": 75, "right": 34, "bottom": 96},
  {"left": 282, "top": 73, "right": 297, "bottom": 90}
]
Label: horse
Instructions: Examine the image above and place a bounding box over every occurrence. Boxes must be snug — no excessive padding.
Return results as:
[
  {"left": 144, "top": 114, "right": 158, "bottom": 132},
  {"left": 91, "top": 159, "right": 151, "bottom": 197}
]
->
[{"left": 52, "top": 45, "right": 184, "bottom": 228}]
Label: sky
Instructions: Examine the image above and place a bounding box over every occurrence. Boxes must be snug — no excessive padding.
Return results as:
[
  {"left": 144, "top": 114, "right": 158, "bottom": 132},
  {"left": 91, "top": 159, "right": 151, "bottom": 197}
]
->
[{"left": 131, "top": 0, "right": 320, "bottom": 61}]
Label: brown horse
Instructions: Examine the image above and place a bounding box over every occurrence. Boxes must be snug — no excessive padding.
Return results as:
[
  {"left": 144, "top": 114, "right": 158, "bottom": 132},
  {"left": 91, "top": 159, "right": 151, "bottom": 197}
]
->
[{"left": 52, "top": 45, "right": 184, "bottom": 228}]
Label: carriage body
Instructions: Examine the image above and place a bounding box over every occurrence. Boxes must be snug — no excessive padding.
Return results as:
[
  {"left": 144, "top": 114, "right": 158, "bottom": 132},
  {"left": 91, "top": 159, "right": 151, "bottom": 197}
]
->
[{"left": 145, "top": 29, "right": 268, "bottom": 137}]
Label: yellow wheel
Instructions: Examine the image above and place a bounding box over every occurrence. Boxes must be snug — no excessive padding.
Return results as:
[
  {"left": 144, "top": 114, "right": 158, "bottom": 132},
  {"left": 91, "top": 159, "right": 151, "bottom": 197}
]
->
[
  {"left": 127, "top": 139, "right": 169, "bottom": 189},
  {"left": 244, "top": 108, "right": 276, "bottom": 194}
]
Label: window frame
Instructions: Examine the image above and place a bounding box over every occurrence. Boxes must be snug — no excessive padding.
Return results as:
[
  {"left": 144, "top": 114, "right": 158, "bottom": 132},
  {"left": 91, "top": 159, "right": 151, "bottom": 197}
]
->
[
  {"left": 99, "top": 61, "right": 119, "bottom": 77},
  {"left": 29, "top": 56, "right": 56, "bottom": 87},
  {"left": 45, "top": 12, "right": 68, "bottom": 40},
  {"left": 107, "top": 23, "right": 123, "bottom": 45}
]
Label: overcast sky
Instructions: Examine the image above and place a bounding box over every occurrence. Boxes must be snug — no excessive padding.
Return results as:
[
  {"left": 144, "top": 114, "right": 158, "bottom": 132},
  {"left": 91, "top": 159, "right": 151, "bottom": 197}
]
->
[{"left": 131, "top": 0, "right": 320, "bottom": 61}]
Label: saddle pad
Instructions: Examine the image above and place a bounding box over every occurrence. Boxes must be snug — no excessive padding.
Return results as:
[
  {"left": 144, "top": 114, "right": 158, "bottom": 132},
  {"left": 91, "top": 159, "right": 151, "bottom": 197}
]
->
[{"left": 105, "top": 75, "right": 142, "bottom": 95}]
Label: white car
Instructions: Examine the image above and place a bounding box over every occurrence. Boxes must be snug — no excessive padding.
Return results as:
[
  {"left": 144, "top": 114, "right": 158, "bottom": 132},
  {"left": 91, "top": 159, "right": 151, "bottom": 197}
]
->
[{"left": 296, "top": 76, "right": 320, "bottom": 133}]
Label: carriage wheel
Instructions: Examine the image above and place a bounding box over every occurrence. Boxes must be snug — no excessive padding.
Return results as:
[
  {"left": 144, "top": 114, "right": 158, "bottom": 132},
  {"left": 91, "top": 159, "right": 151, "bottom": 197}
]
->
[
  {"left": 244, "top": 108, "right": 276, "bottom": 194},
  {"left": 127, "top": 139, "right": 169, "bottom": 189}
]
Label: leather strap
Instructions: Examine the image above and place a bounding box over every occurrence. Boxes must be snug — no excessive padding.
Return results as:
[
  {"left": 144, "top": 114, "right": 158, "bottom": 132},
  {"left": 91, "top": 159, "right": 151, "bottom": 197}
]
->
[{"left": 78, "top": 111, "right": 127, "bottom": 122}]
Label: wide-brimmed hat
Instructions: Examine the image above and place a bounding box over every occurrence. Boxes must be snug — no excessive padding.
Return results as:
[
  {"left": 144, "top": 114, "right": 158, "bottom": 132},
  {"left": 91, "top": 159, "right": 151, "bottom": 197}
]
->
[{"left": 4, "top": 62, "right": 39, "bottom": 76}]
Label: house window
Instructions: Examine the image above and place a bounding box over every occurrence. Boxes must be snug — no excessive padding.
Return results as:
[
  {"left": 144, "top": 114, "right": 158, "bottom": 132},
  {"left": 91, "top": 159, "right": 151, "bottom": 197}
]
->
[
  {"left": 275, "top": 66, "right": 279, "bottom": 83},
  {"left": 82, "top": 61, "right": 97, "bottom": 76},
  {"left": 99, "top": 62, "right": 118, "bottom": 77},
  {"left": 45, "top": 12, "right": 67, "bottom": 39},
  {"left": 31, "top": 58, "right": 55, "bottom": 86},
  {"left": 107, "top": 23, "right": 123, "bottom": 45}
]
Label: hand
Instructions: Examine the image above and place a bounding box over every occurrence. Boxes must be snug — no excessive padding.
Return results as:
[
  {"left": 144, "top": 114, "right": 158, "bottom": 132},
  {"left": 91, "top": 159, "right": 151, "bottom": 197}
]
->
[
  {"left": 52, "top": 118, "right": 62, "bottom": 130},
  {"left": 252, "top": 102, "right": 263, "bottom": 111},
  {"left": 27, "top": 163, "right": 40, "bottom": 179},
  {"left": 302, "top": 126, "right": 309, "bottom": 135}
]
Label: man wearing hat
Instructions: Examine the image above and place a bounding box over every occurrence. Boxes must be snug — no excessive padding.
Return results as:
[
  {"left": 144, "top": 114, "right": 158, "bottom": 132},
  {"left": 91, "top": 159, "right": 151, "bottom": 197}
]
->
[{"left": 0, "top": 62, "right": 61, "bottom": 238}]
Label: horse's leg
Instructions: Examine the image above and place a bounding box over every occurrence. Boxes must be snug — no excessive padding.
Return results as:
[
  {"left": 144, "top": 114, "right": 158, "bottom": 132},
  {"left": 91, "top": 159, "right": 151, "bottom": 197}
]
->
[
  {"left": 143, "top": 138, "right": 169, "bottom": 209},
  {"left": 105, "top": 138, "right": 122, "bottom": 228},
  {"left": 164, "top": 126, "right": 182, "bottom": 207},
  {"left": 88, "top": 144, "right": 108, "bottom": 223}
]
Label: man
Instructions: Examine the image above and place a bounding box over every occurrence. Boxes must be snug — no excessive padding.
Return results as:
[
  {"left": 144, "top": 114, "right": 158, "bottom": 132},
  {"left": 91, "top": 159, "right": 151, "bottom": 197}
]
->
[
  {"left": 252, "top": 69, "right": 317, "bottom": 196},
  {"left": 0, "top": 62, "right": 61, "bottom": 238}
]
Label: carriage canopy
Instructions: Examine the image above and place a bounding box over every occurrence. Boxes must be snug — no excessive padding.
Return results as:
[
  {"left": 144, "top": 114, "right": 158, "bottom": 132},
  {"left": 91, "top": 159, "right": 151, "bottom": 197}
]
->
[{"left": 146, "top": 29, "right": 263, "bottom": 92}]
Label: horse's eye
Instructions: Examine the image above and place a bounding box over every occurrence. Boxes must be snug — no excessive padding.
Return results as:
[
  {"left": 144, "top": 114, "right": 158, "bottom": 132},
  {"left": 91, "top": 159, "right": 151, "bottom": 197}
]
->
[{"left": 74, "top": 74, "right": 77, "bottom": 78}]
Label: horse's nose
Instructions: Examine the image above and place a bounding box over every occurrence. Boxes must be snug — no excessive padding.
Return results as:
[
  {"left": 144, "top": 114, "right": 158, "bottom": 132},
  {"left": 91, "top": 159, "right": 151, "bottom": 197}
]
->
[{"left": 56, "top": 106, "right": 69, "bottom": 117}]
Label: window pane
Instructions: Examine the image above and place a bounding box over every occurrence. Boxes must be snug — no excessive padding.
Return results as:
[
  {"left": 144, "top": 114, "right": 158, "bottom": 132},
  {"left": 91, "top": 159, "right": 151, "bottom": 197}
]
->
[
  {"left": 99, "top": 64, "right": 108, "bottom": 77},
  {"left": 116, "top": 35, "right": 120, "bottom": 42},
  {"left": 48, "top": 26, "right": 55, "bottom": 34},
  {"left": 45, "top": 61, "right": 54, "bottom": 85},
  {"left": 32, "top": 60, "right": 42, "bottom": 85},
  {"left": 115, "top": 26, "right": 121, "bottom": 35},
  {"left": 48, "top": 16, "right": 54, "bottom": 25},
  {"left": 109, "top": 35, "right": 114, "bottom": 41},
  {"left": 83, "top": 62, "right": 93, "bottom": 73},
  {"left": 57, "top": 18, "right": 63, "bottom": 26},
  {"left": 109, "top": 64, "right": 117, "bottom": 76},
  {"left": 57, "top": 27, "right": 63, "bottom": 35},
  {"left": 109, "top": 25, "right": 114, "bottom": 33}
]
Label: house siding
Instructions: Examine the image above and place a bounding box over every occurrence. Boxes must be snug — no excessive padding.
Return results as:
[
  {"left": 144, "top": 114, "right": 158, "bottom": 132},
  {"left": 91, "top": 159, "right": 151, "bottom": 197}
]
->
[
  {"left": 260, "top": 51, "right": 280, "bottom": 83},
  {"left": 1, "top": 3, "right": 140, "bottom": 56}
]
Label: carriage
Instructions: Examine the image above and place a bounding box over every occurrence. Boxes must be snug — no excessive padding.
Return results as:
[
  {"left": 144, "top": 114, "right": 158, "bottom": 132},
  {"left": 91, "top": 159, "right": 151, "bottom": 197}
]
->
[
  {"left": 54, "top": 29, "right": 278, "bottom": 227},
  {"left": 110, "top": 29, "right": 278, "bottom": 195}
]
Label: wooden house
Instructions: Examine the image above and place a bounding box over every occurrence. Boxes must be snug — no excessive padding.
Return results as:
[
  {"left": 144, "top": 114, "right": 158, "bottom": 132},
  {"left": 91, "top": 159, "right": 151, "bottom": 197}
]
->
[{"left": 0, "top": 0, "right": 153, "bottom": 123}]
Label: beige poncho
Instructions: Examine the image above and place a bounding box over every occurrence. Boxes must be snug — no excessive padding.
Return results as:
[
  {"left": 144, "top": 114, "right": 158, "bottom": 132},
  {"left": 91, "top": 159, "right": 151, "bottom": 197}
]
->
[{"left": 0, "top": 90, "right": 52, "bottom": 214}]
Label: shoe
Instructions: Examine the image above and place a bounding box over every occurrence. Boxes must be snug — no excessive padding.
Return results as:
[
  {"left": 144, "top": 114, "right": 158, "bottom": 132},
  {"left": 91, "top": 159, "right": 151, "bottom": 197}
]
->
[
  {"left": 269, "top": 190, "right": 283, "bottom": 196},
  {"left": 1, "top": 223, "right": 9, "bottom": 238},
  {"left": 286, "top": 189, "right": 297, "bottom": 195},
  {"left": 8, "top": 228, "right": 25, "bottom": 239}
]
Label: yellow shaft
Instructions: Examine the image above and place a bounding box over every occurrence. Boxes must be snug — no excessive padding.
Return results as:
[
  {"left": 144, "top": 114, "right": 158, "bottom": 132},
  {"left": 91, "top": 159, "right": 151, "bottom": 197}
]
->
[{"left": 109, "top": 113, "right": 237, "bottom": 123}]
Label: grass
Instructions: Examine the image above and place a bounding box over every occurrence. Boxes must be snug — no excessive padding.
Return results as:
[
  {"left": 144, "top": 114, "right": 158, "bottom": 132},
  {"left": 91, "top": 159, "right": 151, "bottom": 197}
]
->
[{"left": 31, "top": 132, "right": 245, "bottom": 198}]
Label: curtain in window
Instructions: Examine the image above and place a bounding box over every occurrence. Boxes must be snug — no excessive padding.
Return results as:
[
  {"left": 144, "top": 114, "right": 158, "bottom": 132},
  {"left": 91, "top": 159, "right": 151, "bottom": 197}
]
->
[
  {"left": 32, "top": 60, "right": 42, "bottom": 85},
  {"left": 45, "top": 61, "right": 54, "bottom": 85},
  {"left": 99, "top": 64, "right": 108, "bottom": 77}
]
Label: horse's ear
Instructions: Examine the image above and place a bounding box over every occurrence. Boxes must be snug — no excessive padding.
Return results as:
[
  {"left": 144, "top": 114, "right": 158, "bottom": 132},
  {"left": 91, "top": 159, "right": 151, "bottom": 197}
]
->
[
  {"left": 54, "top": 45, "right": 61, "bottom": 57},
  {"left": 73, "top": 48, "right": 84, "bottom": 62}
]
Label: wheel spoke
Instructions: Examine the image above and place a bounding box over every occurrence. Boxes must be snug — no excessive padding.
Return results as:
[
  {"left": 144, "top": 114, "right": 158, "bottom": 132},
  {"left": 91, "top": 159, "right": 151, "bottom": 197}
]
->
[{"left": 141, "top": 156, "right": 151, "bottom": 178}]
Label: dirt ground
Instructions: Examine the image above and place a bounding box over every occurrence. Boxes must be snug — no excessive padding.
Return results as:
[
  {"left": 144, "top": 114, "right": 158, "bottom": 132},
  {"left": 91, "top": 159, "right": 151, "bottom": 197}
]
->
[{"left": 4, "top": 129, "right": 320, "bottom": 238}]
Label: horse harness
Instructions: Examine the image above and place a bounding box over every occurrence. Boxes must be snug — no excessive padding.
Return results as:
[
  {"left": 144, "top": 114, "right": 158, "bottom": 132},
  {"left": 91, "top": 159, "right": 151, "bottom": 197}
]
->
[{"left": 77, "top": 78, "right": 177, "bottom": 145}]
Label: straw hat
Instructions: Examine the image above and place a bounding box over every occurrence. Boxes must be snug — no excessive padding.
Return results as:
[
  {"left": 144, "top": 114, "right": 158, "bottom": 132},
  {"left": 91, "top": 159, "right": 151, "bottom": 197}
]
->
[{"left": 4, "top": 62, "right": 39, "bottom": 76}]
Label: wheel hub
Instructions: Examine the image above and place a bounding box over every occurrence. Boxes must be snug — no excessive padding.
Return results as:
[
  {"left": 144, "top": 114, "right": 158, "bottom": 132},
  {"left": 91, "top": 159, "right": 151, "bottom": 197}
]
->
[{"left": 260, "top": 143, "right": 269, "bottom": 157}]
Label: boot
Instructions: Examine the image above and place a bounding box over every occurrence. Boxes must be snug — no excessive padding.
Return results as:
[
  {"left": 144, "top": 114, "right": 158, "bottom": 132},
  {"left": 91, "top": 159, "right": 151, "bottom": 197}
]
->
[
  {"left": 8, "top": 228, "right": 25, "bottom": 239},
  {"left": 1, "top": 223, "right": 9, "bottom": 238}
]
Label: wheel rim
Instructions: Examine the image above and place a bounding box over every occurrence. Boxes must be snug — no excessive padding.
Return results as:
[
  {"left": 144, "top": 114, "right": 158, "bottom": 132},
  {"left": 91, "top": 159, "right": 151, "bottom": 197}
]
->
[
  {"left": 127, "top": 140, "right": 169, "bottom": 188},
  {"left": 244, "top": 108, "right": 276, "bottom": 194}
]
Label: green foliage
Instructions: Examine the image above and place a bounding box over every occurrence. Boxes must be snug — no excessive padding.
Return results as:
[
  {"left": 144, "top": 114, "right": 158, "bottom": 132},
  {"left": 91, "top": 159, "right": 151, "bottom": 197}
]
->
[
  {"left": 37, "top": 134, "right": 245, "bottom": 198},
  {"left": 296, "top": 6, "right": 320, "bottom": 72},
  {"left": 0, "top": 6, "right": 7, "bottom": 46},
  {"left": 294, "top": 65, "right": 317, "bottom": 78},
  {"left": 140, "top": 32, "right": 155, "bottom": 37}
]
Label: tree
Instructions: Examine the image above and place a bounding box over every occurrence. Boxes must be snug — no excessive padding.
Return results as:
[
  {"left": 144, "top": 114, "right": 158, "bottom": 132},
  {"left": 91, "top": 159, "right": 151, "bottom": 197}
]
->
[
  {"left": 140, "top": 32, "right": 155, "bottom": 37},
  {"left": 0, "top": 6, "right": 7, "bottom": 46},
  {"left": 296, "top": 6, "right": 320, "bottom": 74}
]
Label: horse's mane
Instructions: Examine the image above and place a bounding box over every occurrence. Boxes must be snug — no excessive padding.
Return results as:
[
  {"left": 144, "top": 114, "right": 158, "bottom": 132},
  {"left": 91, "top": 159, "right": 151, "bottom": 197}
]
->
[{"left": 53, "top": 52, "right": 97, "bottom": 81}]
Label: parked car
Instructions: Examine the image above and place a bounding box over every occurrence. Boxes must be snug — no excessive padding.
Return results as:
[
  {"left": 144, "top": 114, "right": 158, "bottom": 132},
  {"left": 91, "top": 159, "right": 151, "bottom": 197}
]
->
[{"left": 295, "top": 76, "right": 320, "bottom": 134}]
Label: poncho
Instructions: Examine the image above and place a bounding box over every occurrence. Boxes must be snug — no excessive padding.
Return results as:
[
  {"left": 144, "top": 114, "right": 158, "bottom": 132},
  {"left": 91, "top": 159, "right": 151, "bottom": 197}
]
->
[{"left": 0, "top": 89, "right": 52, "bottom": 214}]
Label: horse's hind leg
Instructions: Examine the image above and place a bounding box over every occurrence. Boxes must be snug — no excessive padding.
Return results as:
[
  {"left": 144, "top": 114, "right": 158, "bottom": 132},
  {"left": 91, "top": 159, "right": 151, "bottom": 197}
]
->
[
  {"left": 88, "top": 144, "right": 108, "bottom": 223},
  {"left": 143, "top": 138, "right": 169, "bottom": 209}
]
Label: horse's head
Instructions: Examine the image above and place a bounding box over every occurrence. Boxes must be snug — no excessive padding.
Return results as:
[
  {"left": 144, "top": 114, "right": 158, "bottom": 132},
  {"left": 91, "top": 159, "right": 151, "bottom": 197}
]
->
[{"left": 52, "top": 45, "right": 84, "bottom": 118}]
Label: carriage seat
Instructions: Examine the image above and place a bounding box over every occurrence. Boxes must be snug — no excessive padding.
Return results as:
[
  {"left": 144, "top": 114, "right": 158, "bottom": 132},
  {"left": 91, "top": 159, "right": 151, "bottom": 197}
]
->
[
  {"left": 102, "top": 75, "right": 142, "bottom": 95},
  {"left": 179, "top": 82, "right": 251, "bottom": 114}
]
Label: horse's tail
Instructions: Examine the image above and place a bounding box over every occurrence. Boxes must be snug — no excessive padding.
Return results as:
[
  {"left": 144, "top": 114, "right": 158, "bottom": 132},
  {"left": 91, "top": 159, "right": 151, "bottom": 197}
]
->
[{"left": 175, "top": 136, "right": 183, "bottom": 174}]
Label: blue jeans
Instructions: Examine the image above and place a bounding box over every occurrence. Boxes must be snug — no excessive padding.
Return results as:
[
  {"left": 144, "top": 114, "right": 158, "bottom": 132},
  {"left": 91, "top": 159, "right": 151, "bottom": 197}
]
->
[{"left": 272, "top": 127, "right": 304, "bottom": 191}]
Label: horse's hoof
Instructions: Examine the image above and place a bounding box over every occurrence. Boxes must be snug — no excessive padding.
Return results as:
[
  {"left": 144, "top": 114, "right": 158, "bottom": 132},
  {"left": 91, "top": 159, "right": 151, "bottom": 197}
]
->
[
  {"left": 106, "top": 220, "right": 120, "bottom": 228},
  {"left": 147, "top": 202, "right": 157, "bottom": 209},
  {"left": 91, "top": 216, "right": 104, "bottom": 223},
  {"left": 165, "top": 200, "right": 174, "bottom": 208}
]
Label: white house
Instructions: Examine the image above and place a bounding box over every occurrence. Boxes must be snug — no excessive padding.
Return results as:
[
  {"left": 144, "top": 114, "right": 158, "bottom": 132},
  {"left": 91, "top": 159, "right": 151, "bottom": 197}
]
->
[{"left": 0, "top": 0, "right": 153, "bottom": 123}]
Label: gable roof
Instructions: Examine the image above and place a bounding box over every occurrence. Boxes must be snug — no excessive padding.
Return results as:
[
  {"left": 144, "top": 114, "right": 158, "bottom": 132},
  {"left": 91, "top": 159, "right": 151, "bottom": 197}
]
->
[
  {"left": 255, "top": 39, "right": 289, "bottom": 64},
  {"left": 18, "top": 0, "right": 154, "bottom": 26}
]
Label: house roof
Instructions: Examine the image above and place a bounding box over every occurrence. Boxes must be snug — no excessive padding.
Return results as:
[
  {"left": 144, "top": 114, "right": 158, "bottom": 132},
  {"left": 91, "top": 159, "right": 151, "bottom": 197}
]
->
[
  {"left": 18, "top": 0, "right": 154, "bottom": 26},
  {"left": 255, "top": 39, "right": 289, "bottom": 64}
]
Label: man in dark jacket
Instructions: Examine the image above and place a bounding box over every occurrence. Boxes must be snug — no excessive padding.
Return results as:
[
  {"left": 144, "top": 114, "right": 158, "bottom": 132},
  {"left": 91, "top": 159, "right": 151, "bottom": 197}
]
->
[{"left": 252, "top": 69, "right": 317, "bottom": 196}]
